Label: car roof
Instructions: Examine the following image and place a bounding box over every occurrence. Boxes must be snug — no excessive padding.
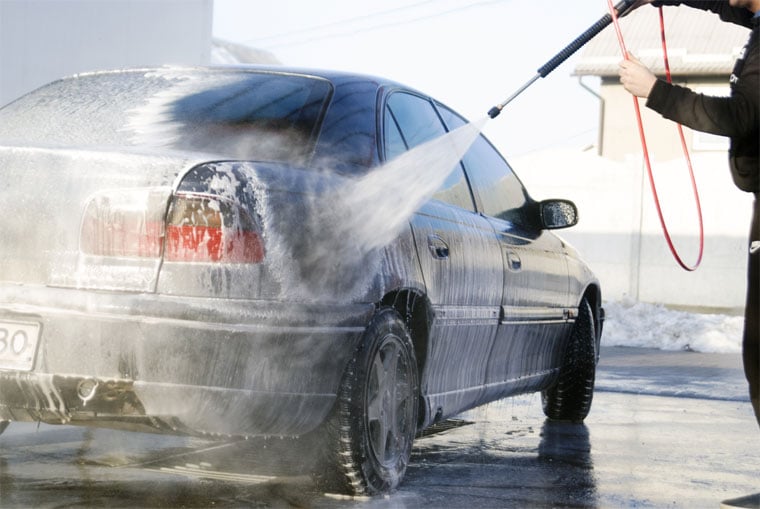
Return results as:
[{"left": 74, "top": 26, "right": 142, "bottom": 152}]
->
[{"left": 65, "top": 64, "right": 413, "bottom": 94}]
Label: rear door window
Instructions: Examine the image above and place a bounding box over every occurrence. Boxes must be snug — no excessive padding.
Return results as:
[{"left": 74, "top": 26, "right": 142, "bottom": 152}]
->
[{"left": 384, "top": 92, "right": 475, "bottom": 212}]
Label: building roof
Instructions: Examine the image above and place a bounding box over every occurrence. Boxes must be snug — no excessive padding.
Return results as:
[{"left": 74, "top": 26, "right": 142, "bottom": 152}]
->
[{"left": 574, "top": 6, "right": 751, "bottom": 77}]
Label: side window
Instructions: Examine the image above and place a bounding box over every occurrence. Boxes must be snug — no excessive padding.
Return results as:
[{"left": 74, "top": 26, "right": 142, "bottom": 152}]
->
[
  {"left": 384, "top": 92, "right": 475, "bottom": 212},
  {"left": 386, "top": 92, "right": 445, "bottom": 149},
  {"left": 383, "top": 108, "right": 407, "bottom": 161},
  {"left": 438, "top": 104, "right": 533, "bottom": 225}
]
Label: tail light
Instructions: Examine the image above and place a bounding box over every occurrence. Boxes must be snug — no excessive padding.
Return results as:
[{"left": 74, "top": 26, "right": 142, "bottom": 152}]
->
[
  {"left": 80, "top": 189, "right": 264, "bottom": 264},
  {"left": 80, "top": 188, "right": 168, "bottom": 258},
  {"left": 165, "top": 193, "right": 265, "bottom": 264}
]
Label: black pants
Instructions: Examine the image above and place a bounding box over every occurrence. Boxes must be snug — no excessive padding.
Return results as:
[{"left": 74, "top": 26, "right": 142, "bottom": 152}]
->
[{"left": 745, "top": 195, "right": 760, "bottom": 426}]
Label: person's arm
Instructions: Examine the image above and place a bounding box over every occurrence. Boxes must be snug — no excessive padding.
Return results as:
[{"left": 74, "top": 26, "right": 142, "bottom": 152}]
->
[
  {"left": 652, "top": 1, "right": 753, "bottom": 28},
  {"left": 618, "top": 3, "right": 758, "bottom": 137},
  {"left": 619, "top": 43, "right": 759, "bottom": 137},
  {"left": 646, "top": 77, "right": 758, "bottom": 138}
]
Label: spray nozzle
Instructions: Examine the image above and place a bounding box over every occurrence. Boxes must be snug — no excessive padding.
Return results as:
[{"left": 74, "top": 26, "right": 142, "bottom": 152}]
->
[{"left": 487, "top": 106, "right": 502, "bottom": 119}]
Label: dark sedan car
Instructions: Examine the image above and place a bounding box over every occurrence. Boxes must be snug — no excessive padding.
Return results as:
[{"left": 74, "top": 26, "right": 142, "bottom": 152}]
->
[{"left": 0, "top": 66, "right": 602, "bottom": 495}]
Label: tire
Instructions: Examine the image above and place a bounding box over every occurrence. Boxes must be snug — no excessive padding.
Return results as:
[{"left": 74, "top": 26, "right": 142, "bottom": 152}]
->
[
  {"left": 0, "top": 421, "right": 8, "bottom": 436},
  {"left": 314, "top": 307, "right": 419, "bottom": 495},
  {"left": 542, "top": 298, "right": 597, "bottom": 423}
]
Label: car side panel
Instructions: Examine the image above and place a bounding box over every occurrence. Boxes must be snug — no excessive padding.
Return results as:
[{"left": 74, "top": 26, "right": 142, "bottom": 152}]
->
[
  {"left": 482, "top": 223, "right": 574, "bottom": 402},
  {"left": 410, "top": 200, "right": 502, "bottom": 423}
]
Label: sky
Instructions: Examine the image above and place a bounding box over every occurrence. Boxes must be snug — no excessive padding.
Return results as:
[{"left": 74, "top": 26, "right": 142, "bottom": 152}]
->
[{"left": 211, "top": 0, "right": 613, "bottom": 158}]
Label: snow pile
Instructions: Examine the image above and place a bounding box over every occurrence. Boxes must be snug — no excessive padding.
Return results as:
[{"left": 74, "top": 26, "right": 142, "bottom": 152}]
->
[{"left": 602, "top": 299, "right": 743, "bottom": 353}]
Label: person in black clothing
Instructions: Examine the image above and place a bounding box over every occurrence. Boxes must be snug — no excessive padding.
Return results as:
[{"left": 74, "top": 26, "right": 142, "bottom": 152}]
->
[{"left": 619, "top": 0, "right": 760, "bottom": 427}]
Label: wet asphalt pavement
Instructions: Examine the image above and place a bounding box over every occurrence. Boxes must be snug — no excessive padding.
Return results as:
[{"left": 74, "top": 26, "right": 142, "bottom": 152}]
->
[{"left": 0, "top": 346, "right": 758, "bottom": 509}]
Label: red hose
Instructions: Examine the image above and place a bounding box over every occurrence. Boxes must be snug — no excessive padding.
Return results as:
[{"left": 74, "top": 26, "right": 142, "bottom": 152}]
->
[{"left": 607, "top": 1, "right": 704, "bottom": 271}]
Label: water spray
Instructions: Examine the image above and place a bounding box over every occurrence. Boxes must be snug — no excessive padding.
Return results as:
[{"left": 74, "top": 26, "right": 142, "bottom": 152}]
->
[{"left": 487, "top": 0, "right": 636, "bottom": 119}]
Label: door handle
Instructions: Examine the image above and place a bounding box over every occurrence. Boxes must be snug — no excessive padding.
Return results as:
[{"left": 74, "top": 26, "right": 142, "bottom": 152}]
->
[
  {"left": 506, "top": 250, "right": 522, "bottom": 271},
  {"left": 427, "top": 235, "right": 450, "bottom": 260}
]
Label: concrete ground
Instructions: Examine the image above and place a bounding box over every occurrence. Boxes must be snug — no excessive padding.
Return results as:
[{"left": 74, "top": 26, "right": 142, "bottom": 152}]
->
[{"left": 0, "top": 346, "right": 758, "bottom": 508}]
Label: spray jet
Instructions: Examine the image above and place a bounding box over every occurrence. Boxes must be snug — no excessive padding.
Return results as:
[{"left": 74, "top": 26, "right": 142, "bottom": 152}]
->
[{"left": 488, "top": 0, "right": 637, "bottom": 119}]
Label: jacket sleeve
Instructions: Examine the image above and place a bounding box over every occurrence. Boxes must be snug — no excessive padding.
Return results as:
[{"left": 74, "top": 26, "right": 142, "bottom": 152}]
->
[
  {"left": 646, "top": 79, "right": 757, "bottom": 138},
  {"left": 645, "top": 3, "right": 757, "bottom": 136},
  {"left": 651, "top": 1, "right": 753, "bottom": 28}
]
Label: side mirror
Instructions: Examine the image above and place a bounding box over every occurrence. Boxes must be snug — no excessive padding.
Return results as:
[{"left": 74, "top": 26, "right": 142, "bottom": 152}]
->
[{"left": 540, "top": 199, "right": 578, "bottom": 230}]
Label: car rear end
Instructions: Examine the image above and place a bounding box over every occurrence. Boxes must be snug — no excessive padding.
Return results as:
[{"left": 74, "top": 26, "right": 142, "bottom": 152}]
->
[{"left": 0, "top": 68, "right": 373, "bottom": 437}]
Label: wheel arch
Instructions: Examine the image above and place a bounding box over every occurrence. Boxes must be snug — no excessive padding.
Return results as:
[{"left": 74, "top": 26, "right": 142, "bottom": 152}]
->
[
  {"left": 379, "top": 288, "right": 432, "bottom": 426},
  {"left": 579, "top": 283, "right": 603, "bottom": 354}
]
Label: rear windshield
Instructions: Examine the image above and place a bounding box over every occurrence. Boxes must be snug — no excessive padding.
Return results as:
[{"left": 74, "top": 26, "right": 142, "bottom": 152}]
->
[{"left": 0, "top": 69, "right": 333, "bottom": 165}]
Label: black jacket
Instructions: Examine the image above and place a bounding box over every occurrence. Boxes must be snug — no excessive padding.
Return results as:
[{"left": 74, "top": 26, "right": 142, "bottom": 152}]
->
[{"left": 648, "top": 2, "right": 759, "bottom": 192}]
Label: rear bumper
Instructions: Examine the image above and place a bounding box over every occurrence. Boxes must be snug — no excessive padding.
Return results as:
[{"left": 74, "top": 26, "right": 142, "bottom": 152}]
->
[{"left": 0, "top": 285, "right": 373, "bottom": 437}]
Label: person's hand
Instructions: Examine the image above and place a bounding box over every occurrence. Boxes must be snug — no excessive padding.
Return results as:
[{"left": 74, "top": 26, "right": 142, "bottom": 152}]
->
[{"left": 618, "top": 53, "right": 658, "bottom": 98}]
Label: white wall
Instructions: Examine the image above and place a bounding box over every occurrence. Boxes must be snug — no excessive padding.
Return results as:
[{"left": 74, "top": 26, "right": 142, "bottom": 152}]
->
[
  {"left": 515, "top": 149, "right": 752, "bottom": 311},
  {"left": 0, "top": 0, "right": 213, "bottom": 107}
]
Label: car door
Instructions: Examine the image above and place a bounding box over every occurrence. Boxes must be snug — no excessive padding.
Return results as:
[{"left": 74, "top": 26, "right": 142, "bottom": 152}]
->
[
  {"left": 383, "top": 91, "right": 503, "bottom": 419},
  {"left": 437, "top": 106, "right": 573, "bottom": 400}
]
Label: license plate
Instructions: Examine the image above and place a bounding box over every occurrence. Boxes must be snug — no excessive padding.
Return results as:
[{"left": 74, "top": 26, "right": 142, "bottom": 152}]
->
[{"left": 0, "top": 320, "right": 41, "bottom": 371}]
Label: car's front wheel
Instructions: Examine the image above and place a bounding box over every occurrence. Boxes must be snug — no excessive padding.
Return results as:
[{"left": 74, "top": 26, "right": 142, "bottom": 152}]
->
[
  {"left": 542, "top": 298, "right": 597, "bottom": 423},
  {"left": 315, "top": 307, "right": 419, "bottom": 495}
]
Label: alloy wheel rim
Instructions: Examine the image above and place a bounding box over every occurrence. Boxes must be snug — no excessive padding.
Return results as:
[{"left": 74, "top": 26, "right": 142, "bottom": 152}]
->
[{"left": 366, "top": 334, "right": 414, "bottom": 468}]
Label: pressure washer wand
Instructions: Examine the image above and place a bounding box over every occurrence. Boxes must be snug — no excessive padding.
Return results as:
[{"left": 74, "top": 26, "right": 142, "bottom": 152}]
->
[{"left": 488, "top": 0, "right": 636, "bottom": 119}]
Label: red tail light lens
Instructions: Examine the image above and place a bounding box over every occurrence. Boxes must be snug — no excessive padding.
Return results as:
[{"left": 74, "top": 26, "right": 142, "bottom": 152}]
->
[
  {"left": 80, "top": 189, "right": 264, "bottom": 264},
  {"left": 165, "top": 194, "right": 265, "bottom": 264},
  {"left": 80, "top": 189, "right": 168, "bottom": 258}
]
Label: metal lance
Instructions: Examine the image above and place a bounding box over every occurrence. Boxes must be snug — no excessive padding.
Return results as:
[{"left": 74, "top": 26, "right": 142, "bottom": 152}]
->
[{"left": 488, "top": 0, "right": 637, "bottom": 119}]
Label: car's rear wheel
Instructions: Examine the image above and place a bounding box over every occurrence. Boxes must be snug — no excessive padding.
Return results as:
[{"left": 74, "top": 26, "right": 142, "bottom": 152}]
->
[
  {"left": 542, "top": 298, "right": 597, "bottom": 423},
  {"left": 314, "top": 307, "right": 419, "bottom": 495}
]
